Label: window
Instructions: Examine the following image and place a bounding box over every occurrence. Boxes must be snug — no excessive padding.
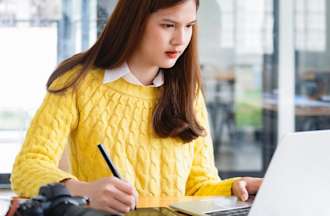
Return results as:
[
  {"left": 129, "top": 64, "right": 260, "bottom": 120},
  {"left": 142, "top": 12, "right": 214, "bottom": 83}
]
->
[
  {"left": 0, "top": 0, "right": 100, "bottom": 181},
  {"left": 295, "top": 0, "right": 326, "bottom": 51},
  {"left": 213, "top": 0, "right": 274, "bottom": 54}
]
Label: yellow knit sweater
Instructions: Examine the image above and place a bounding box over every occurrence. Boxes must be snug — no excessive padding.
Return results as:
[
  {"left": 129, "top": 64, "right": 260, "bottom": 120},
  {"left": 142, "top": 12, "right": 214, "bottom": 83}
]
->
[{"left": 11, "top": 66, "right": 237, "bottom": 197}]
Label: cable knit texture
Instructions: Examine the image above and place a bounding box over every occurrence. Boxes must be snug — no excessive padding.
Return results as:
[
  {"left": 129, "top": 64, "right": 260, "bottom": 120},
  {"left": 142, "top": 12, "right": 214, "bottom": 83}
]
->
[{"left": 11, "top": 66, "right": 238, "bottom": 197}]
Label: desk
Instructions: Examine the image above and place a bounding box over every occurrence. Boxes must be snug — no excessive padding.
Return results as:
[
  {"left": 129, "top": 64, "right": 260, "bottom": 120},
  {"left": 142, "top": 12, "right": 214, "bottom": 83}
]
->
[
  {"left": 263, "top": 93, "right": 330, "bottom": 116},
  {"left": 261, "top": 93, "right": 330, "bottom": 171},
  {"left": 137, "top": 196, "right": 201, "bottom": 208},
  {"left": 0, "top": 193, "right": 235, "bottom": 216},
  {"left": 0, "top": 190, "right": 202, "bottom": 208},
  {"left": 0, "top": 189, "right": 14, "bottom": 198},
  {"left": 0, "top": 190, "right": 227, "bottom": 215},
  {"left": 0, "top": 192, "right": 203, "bottom": 208},
  {"left": 263, "top": 93, "right": 330, "bottom": 131}
]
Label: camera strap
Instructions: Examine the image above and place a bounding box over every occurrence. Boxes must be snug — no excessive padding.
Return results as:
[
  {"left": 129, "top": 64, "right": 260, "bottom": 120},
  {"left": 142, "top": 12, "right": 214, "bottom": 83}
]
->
[{"left": 5, "top": 197, "right": 20, "bottom": 216}]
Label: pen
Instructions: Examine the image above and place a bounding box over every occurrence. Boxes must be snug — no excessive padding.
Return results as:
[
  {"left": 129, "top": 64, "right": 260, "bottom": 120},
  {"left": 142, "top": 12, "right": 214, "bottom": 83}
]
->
[
  {"left": 97, "top": 144, "right": 137, "bottom": 210},
  {"left": 97, "top": 143, "right": 122, "bottom": 179}
]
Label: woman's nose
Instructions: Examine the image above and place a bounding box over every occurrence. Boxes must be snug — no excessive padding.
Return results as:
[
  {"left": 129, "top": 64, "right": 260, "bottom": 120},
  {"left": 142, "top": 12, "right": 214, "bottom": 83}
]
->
[{"left": 171, "top": 28, "right": 186, "bottom": 46}]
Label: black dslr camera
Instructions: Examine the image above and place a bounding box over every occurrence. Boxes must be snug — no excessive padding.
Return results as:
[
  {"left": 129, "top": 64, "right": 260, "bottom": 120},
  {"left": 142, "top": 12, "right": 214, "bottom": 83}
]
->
[{"left": 14, "top": 183, "right": 113, "bottom": 216}]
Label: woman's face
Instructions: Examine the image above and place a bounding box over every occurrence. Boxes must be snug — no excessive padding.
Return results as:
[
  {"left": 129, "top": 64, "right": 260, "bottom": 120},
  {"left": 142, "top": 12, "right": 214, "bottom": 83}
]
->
[{"left": 133, "top": 0, "right": 197, "bottom": 69}]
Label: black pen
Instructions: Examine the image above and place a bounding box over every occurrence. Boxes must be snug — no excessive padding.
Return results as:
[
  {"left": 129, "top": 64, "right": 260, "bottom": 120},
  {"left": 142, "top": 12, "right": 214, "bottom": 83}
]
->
[
  {"left": 97, "top": 144, "right": 137, "bottom": 210},
  {"left": 97, "top": 143, "right": 122, "bottom": 179}
]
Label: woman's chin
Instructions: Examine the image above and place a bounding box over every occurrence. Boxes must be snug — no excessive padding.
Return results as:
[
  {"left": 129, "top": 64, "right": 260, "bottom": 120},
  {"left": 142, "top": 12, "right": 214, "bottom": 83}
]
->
[{"left": 159, "top": 60, "right": 178, "bottom": 69}]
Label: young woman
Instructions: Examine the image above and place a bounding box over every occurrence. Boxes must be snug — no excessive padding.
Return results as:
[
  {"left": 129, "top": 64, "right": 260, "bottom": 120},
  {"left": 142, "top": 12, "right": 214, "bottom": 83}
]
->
[{"left": 11, "top": 0, "right": 262, "bottom": 214}]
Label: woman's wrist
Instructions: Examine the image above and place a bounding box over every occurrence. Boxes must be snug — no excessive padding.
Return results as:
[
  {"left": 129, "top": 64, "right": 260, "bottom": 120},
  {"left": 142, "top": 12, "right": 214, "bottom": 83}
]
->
[{"left": 61, "top": 178, "right": 89, "bottom": 197}]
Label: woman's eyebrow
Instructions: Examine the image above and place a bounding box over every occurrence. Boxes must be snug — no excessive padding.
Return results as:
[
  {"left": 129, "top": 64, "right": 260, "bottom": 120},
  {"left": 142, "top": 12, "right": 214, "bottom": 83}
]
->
[{"left": 160, "top": 18, "right": 197, "bottom": 24}]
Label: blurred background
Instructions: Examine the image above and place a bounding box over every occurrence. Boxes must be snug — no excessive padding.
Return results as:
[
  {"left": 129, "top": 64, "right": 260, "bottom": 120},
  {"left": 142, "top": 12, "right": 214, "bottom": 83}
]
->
[{"left": 1, "top": 0, "right": 330, "bottom": 182}]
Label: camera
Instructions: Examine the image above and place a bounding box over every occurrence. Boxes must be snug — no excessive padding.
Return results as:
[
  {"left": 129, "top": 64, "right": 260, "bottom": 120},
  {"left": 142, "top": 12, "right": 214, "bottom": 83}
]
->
[{"left": 12, "top": 183, "right": 113, "bottom": 216}]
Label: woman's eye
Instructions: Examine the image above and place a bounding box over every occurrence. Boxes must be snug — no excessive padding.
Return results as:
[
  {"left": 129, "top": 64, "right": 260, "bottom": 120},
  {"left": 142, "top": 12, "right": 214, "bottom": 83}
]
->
[{"left": 161, "top": 24, "right": 175, "bottom": 28}]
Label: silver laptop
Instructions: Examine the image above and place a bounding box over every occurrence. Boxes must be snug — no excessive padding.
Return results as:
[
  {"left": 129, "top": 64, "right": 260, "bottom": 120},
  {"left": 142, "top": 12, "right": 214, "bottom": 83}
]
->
[
  {"left": 249, "top": 130, "right": 330, "bottom": 216},
  {"left": 170, "top": 196, "right": 252, "bottom": 216},
  {"left": 171, "top": 130, "right": 330, "bottom": 216}
]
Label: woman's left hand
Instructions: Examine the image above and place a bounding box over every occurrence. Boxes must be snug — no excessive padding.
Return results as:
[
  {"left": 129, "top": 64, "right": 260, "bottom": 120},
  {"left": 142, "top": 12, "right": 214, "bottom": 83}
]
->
[{"left": 232, "top": 177, "right": 262, "bottom": 201}]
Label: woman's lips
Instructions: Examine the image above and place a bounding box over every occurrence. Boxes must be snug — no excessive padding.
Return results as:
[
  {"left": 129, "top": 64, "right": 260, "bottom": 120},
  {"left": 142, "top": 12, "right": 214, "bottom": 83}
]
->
[{"left": 165, "top": 51, "right": 179, "bottom": 59}]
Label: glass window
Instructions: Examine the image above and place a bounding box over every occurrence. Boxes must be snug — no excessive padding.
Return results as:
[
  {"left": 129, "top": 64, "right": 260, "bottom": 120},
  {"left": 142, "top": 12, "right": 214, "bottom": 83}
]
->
[
  {"left": 295, "top": 0, "right": 326, "bottom": 51},
  {"left": 198, "top": 0, "right": 277, "bottom": 177},
  {"left": 294, "top": 0, "right": 330, "bottom": 132},
  {"left": 0, "top": 0, "right": 100, "bottom": 179}
]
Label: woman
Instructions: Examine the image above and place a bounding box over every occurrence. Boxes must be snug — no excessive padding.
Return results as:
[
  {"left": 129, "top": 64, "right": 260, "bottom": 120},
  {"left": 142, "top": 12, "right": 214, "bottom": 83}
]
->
[{"left": 11, "top": 0, "right": 262, "bottom": 214}]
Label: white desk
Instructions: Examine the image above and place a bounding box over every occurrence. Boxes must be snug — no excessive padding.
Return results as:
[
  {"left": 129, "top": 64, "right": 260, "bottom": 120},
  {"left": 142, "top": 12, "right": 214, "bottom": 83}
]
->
[{"left": 0, "top": 189, "right": 15, "bottom": 198}]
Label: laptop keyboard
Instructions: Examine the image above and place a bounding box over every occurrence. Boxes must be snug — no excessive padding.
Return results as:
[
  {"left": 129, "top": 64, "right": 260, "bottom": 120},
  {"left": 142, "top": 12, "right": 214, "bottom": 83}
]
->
[{"left": 206, "top": 207, "right": 251, "bottom": 216}]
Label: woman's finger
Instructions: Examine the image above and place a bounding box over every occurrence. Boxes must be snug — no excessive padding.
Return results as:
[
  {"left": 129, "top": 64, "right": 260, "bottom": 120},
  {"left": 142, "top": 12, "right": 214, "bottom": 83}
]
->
[
  {"left": 106, "top": 195, "right": 131, "bottom": 213},
  {"left": 238, "top": 180, "right": 249, "bottom": 201},
  {"left": 105, "top": 184, "right": 135, "bottom": 209},
  {"left": 110, "top": 177, "right": 135, "bottom": 195},
  {"left": 242, "top": 177, "right": 263, "bottom": 194}
]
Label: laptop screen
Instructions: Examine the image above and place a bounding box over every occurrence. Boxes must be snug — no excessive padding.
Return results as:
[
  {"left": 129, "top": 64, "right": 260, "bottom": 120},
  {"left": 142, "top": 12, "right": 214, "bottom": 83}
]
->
[{"left": 248, "top": 130, "right": 330, "bottom": 216}]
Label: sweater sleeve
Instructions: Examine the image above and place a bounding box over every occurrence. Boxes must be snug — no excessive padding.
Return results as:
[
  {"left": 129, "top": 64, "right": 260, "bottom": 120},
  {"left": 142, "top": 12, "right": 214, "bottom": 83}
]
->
[
  {"left": 11, "top": 70, "right": 79, "bottom": 198},
  {"left": 185, "top": 91, "right": 239, "bottom": 196}
]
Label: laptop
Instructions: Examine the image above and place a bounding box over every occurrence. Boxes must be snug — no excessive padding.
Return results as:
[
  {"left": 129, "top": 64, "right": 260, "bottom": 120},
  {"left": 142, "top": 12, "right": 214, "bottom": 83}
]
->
[
  {"left": 170, "top": 130, "right": 330, "bottom": 216},
  {"left": 248, "top": 130, "right": 330, "bottom": 216},
  {"left": 170, "top": 196, "right": 252, "bottom": 216}
]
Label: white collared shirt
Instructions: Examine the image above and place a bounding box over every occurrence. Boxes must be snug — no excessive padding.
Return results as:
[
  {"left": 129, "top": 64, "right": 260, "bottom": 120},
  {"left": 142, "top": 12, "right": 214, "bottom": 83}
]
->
[{"left": 103, "top": 63, "right": 164, "bottom": 87}]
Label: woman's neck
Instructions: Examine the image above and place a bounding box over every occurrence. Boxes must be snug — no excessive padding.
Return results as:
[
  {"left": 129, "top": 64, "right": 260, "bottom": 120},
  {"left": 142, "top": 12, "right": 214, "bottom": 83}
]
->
[{"left": 127, "top": 58, "right": 159, "bottom": 86}]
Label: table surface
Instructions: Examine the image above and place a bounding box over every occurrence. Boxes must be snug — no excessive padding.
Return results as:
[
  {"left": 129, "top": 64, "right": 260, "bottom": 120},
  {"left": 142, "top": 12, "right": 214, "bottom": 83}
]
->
[
  {"left": 263, "top": 93, "right": 330, "bottom": 116},
  {"left": 137, "top": 196, "right": 201, "bottom": 208},
  {"left": 0, "top": 189, "right": 203, "bottom": 208},
  {"left": 0, "top": 189, "right": 14, "bottom": 198}
]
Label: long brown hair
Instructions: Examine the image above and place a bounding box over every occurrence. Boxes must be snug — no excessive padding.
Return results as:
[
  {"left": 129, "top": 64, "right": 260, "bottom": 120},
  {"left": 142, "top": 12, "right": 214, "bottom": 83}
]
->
[{"left": 47, "top": 0, "right": 205, "bottom": 142}]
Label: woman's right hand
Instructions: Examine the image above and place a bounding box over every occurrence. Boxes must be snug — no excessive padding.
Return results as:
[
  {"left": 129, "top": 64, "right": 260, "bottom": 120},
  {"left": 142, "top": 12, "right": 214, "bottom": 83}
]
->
[{"left": 63, "top": 177, "right": 138, "bottom": 214}]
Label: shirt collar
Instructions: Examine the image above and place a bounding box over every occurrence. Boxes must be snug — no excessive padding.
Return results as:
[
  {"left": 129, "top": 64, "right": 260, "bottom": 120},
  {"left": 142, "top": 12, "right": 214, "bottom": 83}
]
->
[{"left": 103, "top": 63, "right": 164, "bottom": 87}]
